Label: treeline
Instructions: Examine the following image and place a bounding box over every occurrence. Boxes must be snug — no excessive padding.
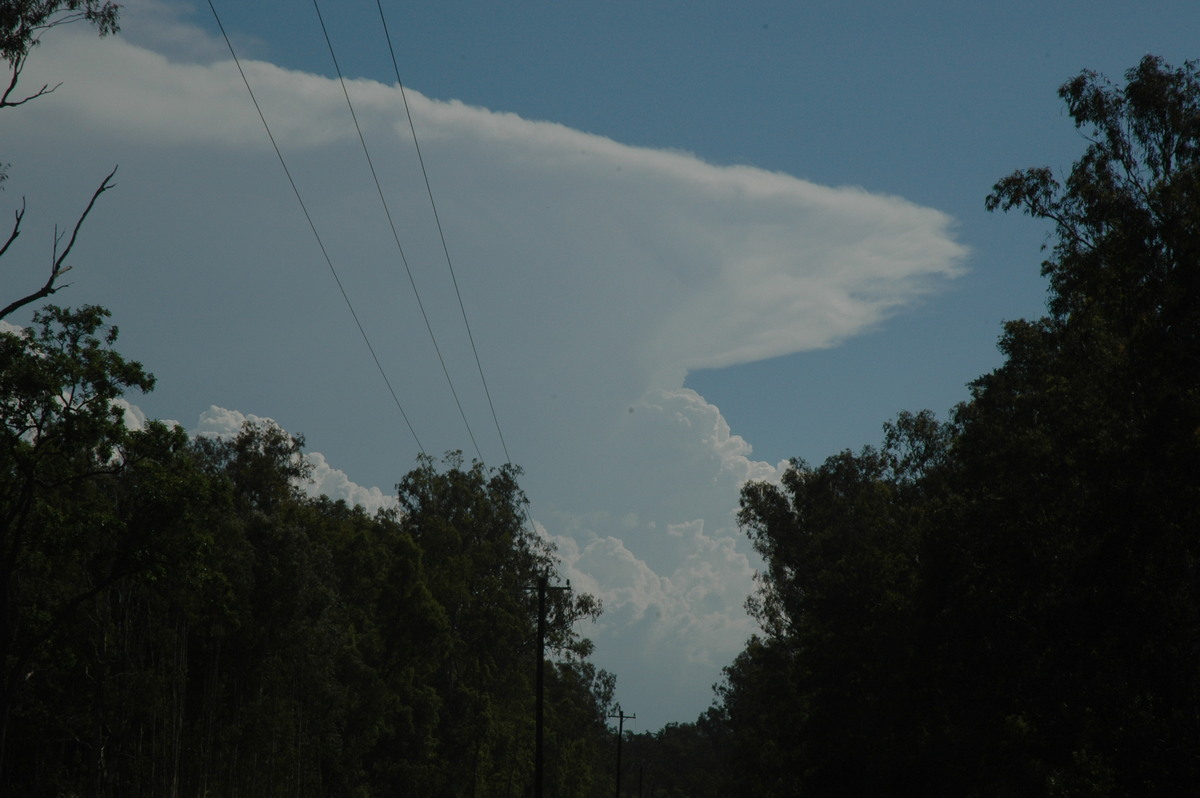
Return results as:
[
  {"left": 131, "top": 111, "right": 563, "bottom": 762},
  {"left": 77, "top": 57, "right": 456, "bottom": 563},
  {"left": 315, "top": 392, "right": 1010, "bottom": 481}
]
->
[
  {"left": 621, "top": 56, "right": 1200, "bottom": 797},
  {"left": 0, "top": 310, "right": 615, "bottom": 796},
  {"left": 7, "top": 5, "right": 1200, "bottom": 793},
  {"left": 0, "top": 6, "right": 620, "bottom": 795}
]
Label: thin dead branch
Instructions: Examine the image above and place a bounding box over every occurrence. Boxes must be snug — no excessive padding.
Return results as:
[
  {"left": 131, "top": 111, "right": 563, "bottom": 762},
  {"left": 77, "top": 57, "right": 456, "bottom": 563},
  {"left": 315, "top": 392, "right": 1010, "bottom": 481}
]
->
[
  {"left": 0, "top": 199, "right": 24, "bottom": 260},
  {"left": 0, "top": 166, "right": 117, "bottom": 321},
  {"left": 1, "top": 50, "right": 62, "bottom": 109}
]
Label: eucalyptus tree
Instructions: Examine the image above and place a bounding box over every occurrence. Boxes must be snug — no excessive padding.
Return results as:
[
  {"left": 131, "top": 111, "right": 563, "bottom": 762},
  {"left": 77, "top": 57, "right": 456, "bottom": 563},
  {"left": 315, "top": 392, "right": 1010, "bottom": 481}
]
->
[
  {"left": 1, "top": 0, "right": 120, "bottom": 320},
  {"left": 724, "top": 55, "right": 1200, "bottom": 797}
]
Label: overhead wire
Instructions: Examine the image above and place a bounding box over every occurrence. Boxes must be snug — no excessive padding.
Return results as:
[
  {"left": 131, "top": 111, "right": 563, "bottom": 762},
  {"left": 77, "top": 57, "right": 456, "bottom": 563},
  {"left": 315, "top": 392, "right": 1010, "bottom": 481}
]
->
[
  {"left": 206, "top": 0, "right": 425, "bottom": 457},
  {"left": 373, "top": 0, "right": 513, "bottom": 467},
  {"left": 311, "top": 0, "right": 484, "bottom": 462},
  {"left": 209, "top": 3, "right": 538, "bottom": 534},
  {"left": 370, "top": 1, "right": 553, "bottom": 541}
]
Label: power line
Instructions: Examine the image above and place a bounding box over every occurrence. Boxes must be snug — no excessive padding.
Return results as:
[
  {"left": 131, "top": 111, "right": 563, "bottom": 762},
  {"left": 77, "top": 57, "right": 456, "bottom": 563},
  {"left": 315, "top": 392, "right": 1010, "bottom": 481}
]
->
[
  {"left": 310, "top": 15, "right": 571, "bottom": 790},
  {"left": 369, "top": 0, "right": 544, "bottom": 539},
  {"left": 207, "top": 0, "right": 424, "bottom": 456},
  {"left": 311, "top": 0, "right": 483, "bottom": 462},
  {"left": 373, "top": 0, "right": 513, "bottom": 467},
  {"left": 369, "top": 1, "right": 547, "bottom": 539},
  {"left": 212, "top": 3, "right": 534, "bottom": 528}
]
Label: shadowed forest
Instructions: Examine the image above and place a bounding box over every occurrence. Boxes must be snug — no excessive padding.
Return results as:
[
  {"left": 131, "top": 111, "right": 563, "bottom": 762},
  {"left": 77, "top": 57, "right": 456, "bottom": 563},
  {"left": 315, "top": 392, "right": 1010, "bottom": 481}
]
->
[
  {"left": 4, "top": 4, "right": 1200, "bottom": 797},
  {"left": 626, "top": 54, "right": 1200, "bottom": 798}
]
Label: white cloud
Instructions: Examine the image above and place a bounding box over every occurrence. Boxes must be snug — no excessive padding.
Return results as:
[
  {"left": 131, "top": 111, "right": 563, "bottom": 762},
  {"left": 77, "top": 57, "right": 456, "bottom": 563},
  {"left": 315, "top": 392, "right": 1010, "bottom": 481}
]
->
[
  {"left": 2, "top": 6, "right": 965, "bottom": 726},
  {"left": 194, "top": 405, "right": 267, "bottom": 439},
  {"left": 536, "top": 388, "right": 779, "bottom": 720},
  {"left": 303, "top": 450, "right": 397, "bottom": 515},
  {"left": 195, "top": 406, "right": 396, "bottom": 513},
  {"left": 632, "top": 388, "right": 784, "bottom": 486},
  {"left": 112, "top": 397, "right": 150, "bottom": 430},
  {"left": 551, "top": 517, "right": 757, "bottom": 667},
  {"left": 118, "top": 0, "right": 259, "bottom": 65}
]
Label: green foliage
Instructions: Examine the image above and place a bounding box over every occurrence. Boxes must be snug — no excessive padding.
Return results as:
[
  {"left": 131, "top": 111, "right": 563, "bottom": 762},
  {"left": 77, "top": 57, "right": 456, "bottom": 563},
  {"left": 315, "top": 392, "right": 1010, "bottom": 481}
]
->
[
  {"left": 731, "top": 412, "right": 952, "bottom": 796},
  {"left": 0, "top": 308, "right": 614, "bottom": 795},
  {"left": 0, "top": 304, "right": 155, "bottom": 682},
  {"left": 614, "top": 706, "right": 730, "bottom": 798},
  {"left": 712, "top": 55, "right": 1200, "bottom": 797},
  {"left": 0, "top": 1, "right": 120, "bottom": 67},
  {"left": 954, "top": 54, "right": 1200, "bottom": 795}
]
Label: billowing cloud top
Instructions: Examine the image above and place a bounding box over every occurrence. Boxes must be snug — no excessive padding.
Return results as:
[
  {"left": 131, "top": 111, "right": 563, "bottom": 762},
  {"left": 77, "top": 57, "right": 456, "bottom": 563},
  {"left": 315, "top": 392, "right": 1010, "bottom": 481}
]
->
[
  {"left": 3, "top": 3, "right": 966, "bottom": 727},
  {"left": 196, "top": 406, "right": 398, "bottom": 515}
]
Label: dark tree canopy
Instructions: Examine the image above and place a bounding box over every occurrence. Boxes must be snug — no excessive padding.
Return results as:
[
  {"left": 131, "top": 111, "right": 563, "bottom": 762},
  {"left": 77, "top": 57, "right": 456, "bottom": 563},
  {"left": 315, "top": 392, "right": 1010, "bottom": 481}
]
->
[
  {"left": 0, "top": 7, "right": 625, "bottom": 792},
  {"left": 6, "top": 23, "right": 1199, "bottom": 798},
  {"left": 0, "top": 308, "right": 616, "bottom": 795},
  {"left": 1, "top": 0, "right": 120, "bottom": 106},
  {"left": 708, "top": 55, "right": 1200, "bottom": 797}
]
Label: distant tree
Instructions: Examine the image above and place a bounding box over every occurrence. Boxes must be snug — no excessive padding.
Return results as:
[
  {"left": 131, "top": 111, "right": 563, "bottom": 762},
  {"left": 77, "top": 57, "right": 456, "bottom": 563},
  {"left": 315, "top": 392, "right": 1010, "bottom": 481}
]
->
[
  {"left": 393, "top": 452, "right": 603, "bottom": 795},
  {"left": 1, "top": 0, "right": 120, "bottom": 319}
]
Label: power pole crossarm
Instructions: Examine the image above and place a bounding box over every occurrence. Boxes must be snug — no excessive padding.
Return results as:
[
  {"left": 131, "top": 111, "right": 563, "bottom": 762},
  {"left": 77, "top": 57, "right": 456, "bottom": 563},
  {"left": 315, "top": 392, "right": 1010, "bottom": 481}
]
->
[{"left": 609, "top": 706, "right": 635, "bottom": 798}]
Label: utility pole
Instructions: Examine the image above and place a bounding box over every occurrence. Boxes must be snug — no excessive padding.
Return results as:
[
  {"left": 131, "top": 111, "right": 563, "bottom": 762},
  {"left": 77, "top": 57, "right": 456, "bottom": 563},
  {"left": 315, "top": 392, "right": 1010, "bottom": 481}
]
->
[
  {"left": 609, "top": 705, "right": 635, "bottom": 798},
  {"left": 529, "top": 574, "right": 569, "bottom": 798}
]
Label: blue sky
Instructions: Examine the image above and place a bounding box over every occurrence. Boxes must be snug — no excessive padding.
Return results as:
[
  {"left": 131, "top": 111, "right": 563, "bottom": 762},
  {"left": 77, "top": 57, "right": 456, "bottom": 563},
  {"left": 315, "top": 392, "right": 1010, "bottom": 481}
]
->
[
  {"left": 5, "top": 0, "right": 1200, "bottom": 730},
  {"left": 202, "top": 0, "right": 1200, "bottom": 466}
]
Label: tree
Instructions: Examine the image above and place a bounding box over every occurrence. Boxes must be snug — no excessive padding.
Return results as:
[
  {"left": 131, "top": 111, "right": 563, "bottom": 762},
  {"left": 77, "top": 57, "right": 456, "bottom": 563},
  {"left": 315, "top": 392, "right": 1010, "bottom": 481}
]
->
[
  {"left": 733, "top": 411, "right": 953, "bottom": 796},
  {"left": 722, "top": 56, "right": 1200, "bottom": 796},
  {"left": 0, "top": 304, "right": 156, "bottom": 790},
  {"left": 0, "top": 7, "right": 625, "bottom": 790},
  {"left": 1, "top": 0, "right": 120, "bottom": 320},
  {"left": 393, "top": 452, "right": 602, "bottom": 795},
  {"left": 959, "top": 54, "right": 1200, "bottom": 794},
  {"left": 1, "top": 357, "right": 615, "bottom": 796},
  {"left": 1, "top": 1, "right": 119, "bottom": 99}
]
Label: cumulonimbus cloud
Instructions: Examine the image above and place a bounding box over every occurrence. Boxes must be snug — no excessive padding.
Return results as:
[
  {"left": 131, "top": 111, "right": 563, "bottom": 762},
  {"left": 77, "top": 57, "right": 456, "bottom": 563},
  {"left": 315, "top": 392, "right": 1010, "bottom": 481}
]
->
[{"left": 3, "top": 4, "right": 967, "bottom": 726}]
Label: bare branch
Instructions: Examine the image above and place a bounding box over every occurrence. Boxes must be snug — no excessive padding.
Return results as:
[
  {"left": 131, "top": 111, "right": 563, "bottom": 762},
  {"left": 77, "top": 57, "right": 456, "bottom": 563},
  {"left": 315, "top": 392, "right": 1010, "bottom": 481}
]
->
[
  {"left": 0, "top": 80, "right": 61, "bottom": 108},
  {"left": 53, "top": 165, "right": 116, "bottom": 272},
  {"left": 0, "top": 51, "right": 61, "bottom": 109},
  {"left": 0, "top": 51, "right": 26, "bottom": 107},
  {"left": 0, "top": 199, "right": 24, "bottom": 260},
  {"left": 0, "top": 166, "right": 117, "bottom": 321}
]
